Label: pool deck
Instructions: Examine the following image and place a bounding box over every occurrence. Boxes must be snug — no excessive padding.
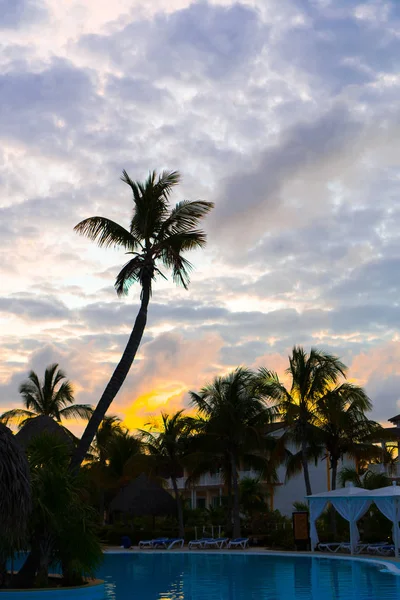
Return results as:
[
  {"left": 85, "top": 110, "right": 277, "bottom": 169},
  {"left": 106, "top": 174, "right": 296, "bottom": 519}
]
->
[{"left": 102, "top": 546, "right": 400, "bottom": 574}]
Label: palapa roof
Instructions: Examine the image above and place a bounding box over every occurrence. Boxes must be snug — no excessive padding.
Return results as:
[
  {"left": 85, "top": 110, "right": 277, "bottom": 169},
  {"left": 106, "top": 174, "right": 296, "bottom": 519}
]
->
[
  {"left": 109, "top": 473, "right": 177, "bottom": 516},
  {"left": 15, "top": 415, "right": 75, "bottom": 451}
]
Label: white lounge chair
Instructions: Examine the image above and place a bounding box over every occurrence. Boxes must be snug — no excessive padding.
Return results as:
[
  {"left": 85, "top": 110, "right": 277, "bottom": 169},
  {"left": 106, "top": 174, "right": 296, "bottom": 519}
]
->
[
  {"left": 139, "top": 537, "right": 169, "bottom": 549},
  {"left": 318, "top": 542, "right": 342, "bottom": 553},
  {"left": 319, "top": 542, "right": 367, "bottom": 554},
  {"left": 366, "top": 542, "right": 393, "bottom": 555},
  {"left": 188, "top": 538, "right": 214, "bottom": 549},
  {"left": 203, "top": 538, "right": 229, "bottom": 549},
  {"left": 371, "top": 544, "right": 395, "bottom": 556},
  {"left": 227, "top": 538, "right": 249, "bottom": 549},
  {"left": 166, "top": 538, "right": 184, "bottom": 549}
]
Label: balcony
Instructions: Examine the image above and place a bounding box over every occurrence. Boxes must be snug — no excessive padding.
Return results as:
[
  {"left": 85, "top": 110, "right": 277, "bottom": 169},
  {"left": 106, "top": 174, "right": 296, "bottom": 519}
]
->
[{"left": 166, "top": 470, "right": 264, "bottom": 490}]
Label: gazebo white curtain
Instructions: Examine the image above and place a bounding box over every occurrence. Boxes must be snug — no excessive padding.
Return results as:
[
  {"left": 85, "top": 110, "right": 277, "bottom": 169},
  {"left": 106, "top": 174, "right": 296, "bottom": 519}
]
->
[
  {"left": 330, "top": 497, "right": 371, "bottom": 553},
  {"left": 309, "top": 498, "right": 328, "bottom": 550},
  {"left": 373, "top": 497, "right": 400, "bottom": 557},
  {"left": 307, "top": 485, "right": 369, "bottom": 554}
]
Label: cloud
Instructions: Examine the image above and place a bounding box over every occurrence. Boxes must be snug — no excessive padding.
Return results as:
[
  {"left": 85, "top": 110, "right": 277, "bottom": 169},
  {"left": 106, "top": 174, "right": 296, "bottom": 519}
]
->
[
  {"left": 1, "top": 0, "right": 400, "bottom": 431},
  {"left": 0, "top": 0, "right": 47, "bottom": 29},
  {"left": 0, "top": 295, "right": 70, "bottom": 321},
  {"left": 0, "top": 58, "right": 100, "bottom": 147}
]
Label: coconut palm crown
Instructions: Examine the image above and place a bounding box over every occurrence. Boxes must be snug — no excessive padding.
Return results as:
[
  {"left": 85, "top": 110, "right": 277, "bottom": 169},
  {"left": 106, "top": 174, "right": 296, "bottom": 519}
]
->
[
  {"left": 258, "top": 346, "right": 347, "bottom": 496},
  {"left": 71, "top": 170, "right": 213, "bottom": 469},
  {"left": 190, "top": 368, "right": 279, "bottom": 538},
  {"left": 139, "top": 410, "right": 195, "bottom": 538},
  {"left": 1, "top": 364, "right": 93, "bottom": 427}
]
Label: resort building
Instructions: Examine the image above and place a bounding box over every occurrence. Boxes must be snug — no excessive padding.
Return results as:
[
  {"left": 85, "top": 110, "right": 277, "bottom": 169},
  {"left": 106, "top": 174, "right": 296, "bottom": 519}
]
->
[{"left": 166, "top": 422, "right": 356, "bottom": 516}]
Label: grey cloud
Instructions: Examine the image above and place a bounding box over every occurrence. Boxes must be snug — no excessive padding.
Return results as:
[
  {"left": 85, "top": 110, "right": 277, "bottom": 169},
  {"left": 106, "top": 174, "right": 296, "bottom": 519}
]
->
[
  {"left": 105, "top": 75, "right": 173, "bottom": 107},
  {"left": 81, "top": 2, "right": 265, "bottom": 82},
  {"left": 219, "top": 341, "right": 270, "bottom": 366},
  {"left": 78, "top": 301, "right": 230, "bottom": 330},
  {"left": 0, "top": 0, "right": 47, "bottom": 29},
  {"left": 0, "top": 58, "right": 100, "bottom": 146},
  {"left": 0, "top": 295, "right": 70, "bottom": 321},
  {"left": 329, "top": 258, "right": 400, "bottom": 305},
  {"left": 211, "top": 104, "right": 365, "bottom": 248}
]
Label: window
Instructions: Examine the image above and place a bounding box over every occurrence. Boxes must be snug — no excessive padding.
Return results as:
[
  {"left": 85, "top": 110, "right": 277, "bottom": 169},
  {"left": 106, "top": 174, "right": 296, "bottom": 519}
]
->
[{"left": 197, "top": 498, "right": 206, "bottom": 509}]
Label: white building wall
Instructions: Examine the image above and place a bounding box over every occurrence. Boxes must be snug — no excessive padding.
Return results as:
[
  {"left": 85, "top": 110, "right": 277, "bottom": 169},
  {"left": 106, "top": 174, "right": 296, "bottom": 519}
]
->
[{"left": 273, "top": 454, "right": 356, "bottom": 516}]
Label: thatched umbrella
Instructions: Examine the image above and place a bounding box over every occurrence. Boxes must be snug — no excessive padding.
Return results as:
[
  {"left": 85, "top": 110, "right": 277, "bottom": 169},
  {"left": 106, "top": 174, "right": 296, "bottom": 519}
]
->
[
  {"left": 0, "top": 423, "right": 31, "bottom": 544},
  {"left": 109, "top": 473, "right": 177, "bottom": 517},
  {"left": 15, "top": 416, "right": 75, "bottom": 451}
]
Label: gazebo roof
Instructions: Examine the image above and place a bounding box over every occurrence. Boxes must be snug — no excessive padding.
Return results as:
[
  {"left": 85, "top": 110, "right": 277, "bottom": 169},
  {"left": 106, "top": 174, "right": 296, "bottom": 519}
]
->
[
  {"left": 109, "top": 473, "right": 177, "bottom": 516},
  {"left": 357, "top": 484, "right": 400, "bottom": 499},
  {"left": 306, "top": 485, "right": 366, "bottom": 499}
]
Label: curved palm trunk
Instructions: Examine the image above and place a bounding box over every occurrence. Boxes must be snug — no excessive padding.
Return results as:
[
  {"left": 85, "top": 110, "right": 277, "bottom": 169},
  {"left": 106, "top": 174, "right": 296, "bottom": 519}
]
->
[
  {"left": 331, "top": 458, "right": 338, "bottom": 491},
  {"left": 171, "top": 476, "right": 185, "bottom": 539},
  {"left": 230, "top": 453, "right": 241, "bottom": 539},
  {"left": 301, "top": 440, "right": 312, "bottom": 496},
  {"left": 70, "top": 282, "right": 151, "bottom": 470},
  {"left": 226, "top": 478, "right": 233, "bottom": 536},
  {"left": 330, "top": 456, "right": 338, "bottom": 536}
]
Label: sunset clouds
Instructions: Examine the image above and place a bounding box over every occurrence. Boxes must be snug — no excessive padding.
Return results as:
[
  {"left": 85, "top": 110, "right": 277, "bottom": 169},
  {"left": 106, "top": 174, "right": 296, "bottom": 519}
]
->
[{"left": 1, "top": 0, "right": 400, "bottom": 430}]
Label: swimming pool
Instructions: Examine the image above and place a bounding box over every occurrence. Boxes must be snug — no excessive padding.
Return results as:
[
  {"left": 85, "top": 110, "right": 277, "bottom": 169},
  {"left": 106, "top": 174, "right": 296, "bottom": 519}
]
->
[{"left": 98, "top": 552, "right": 400, "bottom": 600}]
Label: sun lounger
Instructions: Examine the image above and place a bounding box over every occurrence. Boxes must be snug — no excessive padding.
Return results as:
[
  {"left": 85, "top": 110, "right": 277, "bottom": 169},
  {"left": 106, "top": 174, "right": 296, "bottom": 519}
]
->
[
  {"left": 203, "top": 538, "right": 229, "bottom": 549},
  {"left": 166, "top": 538, "right": 184, "bottom": 549},
  {"left": 139, "top": 537, "right": 169, "bottom": 549},
  {"left": 370, "top": 544, "right": 395, "bottom": 556},
  {"left": 319, "top": 542, "right": 367, "bottom": 554},
  {"left": 227, "top": 538, "right": 249, "bottom": 549},
  {"left": 188, "top": 538, "right": 215, "bottom": 549},
  {"left": 338, "top": 543, "right": 368, "bottom": 554},
  {"left": 318, "top": 542, "right": 342, "bottom": 553},
  {"left": 366, "top": 543, "right": 393, "bottom": 555}
]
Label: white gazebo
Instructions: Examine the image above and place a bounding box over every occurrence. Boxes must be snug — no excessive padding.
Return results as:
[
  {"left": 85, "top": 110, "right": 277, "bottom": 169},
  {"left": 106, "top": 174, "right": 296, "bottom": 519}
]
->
[
  {"left": 307, "top": 482, "right": 400, "bottom": 556},
  {"left": 357, "top": 483, "right": 400, "bottom": 557},
  {"left": 307, "top": 484, "right": 371, "bottom": 555}
]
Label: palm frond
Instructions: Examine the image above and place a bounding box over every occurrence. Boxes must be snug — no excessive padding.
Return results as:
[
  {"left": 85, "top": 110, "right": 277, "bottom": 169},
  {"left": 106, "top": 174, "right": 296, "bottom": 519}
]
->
[
  {"left": 52, "top": 381, "right": 75, "bottom": 410},
  {"left": 74, "top": 217, "right": 139, "bottom": 250},
  {"left": 114, "top": 255, "right": 150, "bottom": 296},
  {"left": 158, "top": 200, "right": 214, "bottom": 239},
  {"left": 0, "top": 408, "right": 35, "bottom": 426},
  {"left": 60, "top": 404, "right": 94, "bottom": 420}
]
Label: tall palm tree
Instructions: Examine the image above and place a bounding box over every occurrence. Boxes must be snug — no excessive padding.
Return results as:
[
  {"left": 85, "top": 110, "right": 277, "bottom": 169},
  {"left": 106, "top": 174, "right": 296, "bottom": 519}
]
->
[
  {"left": 190, "top": 368, "right": 279, "bottom": 538},
  {"left": 140, "top": 411, "right": 194, "bottom": 538},
  {"left": 258, "top": 346, "right": 347, "bottom": 495},
  {"left": 315, "top": 383, "right": 382, "bottom": 490},
  {"left": 239, "top": 477, "right": 268, "bottom": 518},
  {"left": 87, "top": 415, "right": 126, "bottom": 522},
  {"left": 0, "top": 364, "right": 93, "bottom": 427},
  {"left": 71, "top": 170, "right": 213, "bottom": 469},
  {"left": 91, "top": 415, "right": 125, "bottom": 468}
]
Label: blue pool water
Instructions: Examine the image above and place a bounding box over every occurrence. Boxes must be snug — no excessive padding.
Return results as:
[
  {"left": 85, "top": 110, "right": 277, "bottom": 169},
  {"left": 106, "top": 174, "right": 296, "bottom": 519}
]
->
[{"left": 97, "top": 552, "right": 400, "bottom": 600}]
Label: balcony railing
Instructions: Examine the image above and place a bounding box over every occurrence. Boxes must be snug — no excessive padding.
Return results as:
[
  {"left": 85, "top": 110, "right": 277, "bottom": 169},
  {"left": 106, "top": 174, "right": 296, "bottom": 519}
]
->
[{"left": 166, "top": 470, "right": 266, "bottom": 490}]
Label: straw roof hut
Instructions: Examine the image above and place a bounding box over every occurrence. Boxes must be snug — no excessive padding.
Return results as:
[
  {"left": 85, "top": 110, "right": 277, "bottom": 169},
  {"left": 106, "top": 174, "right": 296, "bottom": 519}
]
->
[
  {"left": 15, "top": 416, "right": 75, "bottom": 451},
  {"left": 109, "top": 473, "right": 177, "bottom": 517},
  {"left": 0, "top": 423, "right": 31, "bottom": 543}
]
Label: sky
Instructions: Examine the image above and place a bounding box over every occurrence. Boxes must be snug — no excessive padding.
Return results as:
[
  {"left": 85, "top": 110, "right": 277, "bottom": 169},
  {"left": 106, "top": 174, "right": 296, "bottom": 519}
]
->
[{"left": 1, "top": 0, "right": 400, "bottom": 433}]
